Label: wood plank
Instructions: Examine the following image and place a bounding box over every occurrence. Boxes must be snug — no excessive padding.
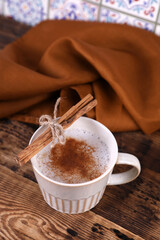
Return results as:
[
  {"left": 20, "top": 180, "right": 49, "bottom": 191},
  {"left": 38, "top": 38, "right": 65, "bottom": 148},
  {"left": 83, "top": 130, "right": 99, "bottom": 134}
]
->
[
  {"left": 0, "top": 165, "right": 142, "bottom": 240},
  {"left": 93, "top": 168, "right": 160, "bottom": 240},
  {"left": 0, "top": 16, "right": 30, "bottom": 49},
  {"left": 114, "top": 131, "right": 160, "bottom": 173},
  {"left": 0, "top": 119, "right": 160, "bottom": 239},
  {"left": 0, "top": 119, "right": 37, "bottom": 182}
]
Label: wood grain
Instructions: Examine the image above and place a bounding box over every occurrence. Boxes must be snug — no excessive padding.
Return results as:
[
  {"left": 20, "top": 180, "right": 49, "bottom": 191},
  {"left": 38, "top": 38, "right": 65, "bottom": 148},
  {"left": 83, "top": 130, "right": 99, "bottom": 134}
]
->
[
  {"left": 0, "top": 119, "right": 37, "bottom": 182},
  {"left": 0, "top": 16, "right": 30, "bottom": 49},
  {"left": 114, "top": 131, "right": 160, "bottom": 173},
  {"left": 0, "top": 165, "right": 142, "bottom": 240},
  {"left": 93, "top": 168, "right": 160, "bottom": 240},
  {"left": 0, "top": 119, "right": 160, "bottom": 239}
]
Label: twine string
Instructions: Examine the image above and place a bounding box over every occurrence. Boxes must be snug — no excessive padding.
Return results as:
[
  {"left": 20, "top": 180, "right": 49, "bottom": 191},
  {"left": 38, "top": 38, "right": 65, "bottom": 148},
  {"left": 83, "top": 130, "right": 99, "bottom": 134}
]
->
[{"left": 39, "top": 98, "right": 66, "bottom": 147}]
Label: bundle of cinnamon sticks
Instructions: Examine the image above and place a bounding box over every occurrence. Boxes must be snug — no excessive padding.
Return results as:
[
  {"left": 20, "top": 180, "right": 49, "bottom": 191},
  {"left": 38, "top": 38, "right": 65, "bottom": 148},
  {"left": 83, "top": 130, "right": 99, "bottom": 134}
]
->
[{"left": 16, "top": 94, "right": 97, "bottom": 166}]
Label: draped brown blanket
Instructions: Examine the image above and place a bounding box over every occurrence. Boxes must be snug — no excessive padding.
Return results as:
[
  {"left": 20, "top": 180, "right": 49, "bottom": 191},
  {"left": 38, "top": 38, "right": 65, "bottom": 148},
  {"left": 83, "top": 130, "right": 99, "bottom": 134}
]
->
[{"left": 0, "top": 20, "right": 160, "bottom": 133}]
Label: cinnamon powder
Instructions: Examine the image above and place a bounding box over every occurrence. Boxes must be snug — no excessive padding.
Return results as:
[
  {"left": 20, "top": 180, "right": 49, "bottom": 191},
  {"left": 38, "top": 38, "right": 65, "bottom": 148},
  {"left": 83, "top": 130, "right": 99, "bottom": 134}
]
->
[{"left": 49, "top": 137, "right": 102, "bottom": 182}]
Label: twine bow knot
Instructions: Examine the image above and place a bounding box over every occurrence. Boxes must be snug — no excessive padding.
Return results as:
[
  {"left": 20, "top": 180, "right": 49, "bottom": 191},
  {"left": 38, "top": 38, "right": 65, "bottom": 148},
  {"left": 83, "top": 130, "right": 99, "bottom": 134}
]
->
[{"left": 39, "top": 98, "right": 66, "bottom": 147}]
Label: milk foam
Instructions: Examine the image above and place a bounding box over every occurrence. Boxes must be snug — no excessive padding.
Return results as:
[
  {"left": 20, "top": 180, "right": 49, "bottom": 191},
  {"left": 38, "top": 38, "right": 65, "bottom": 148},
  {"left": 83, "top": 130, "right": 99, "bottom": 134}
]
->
[{"left": 32, "top": 128, "right": 110, "bottom": 183}]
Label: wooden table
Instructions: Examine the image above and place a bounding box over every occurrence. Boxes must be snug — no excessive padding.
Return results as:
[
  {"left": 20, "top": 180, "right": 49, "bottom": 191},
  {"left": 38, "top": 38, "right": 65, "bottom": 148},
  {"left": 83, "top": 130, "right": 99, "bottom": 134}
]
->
[{"left": 0, "top": 16, "right": 160, "bottom": 240}]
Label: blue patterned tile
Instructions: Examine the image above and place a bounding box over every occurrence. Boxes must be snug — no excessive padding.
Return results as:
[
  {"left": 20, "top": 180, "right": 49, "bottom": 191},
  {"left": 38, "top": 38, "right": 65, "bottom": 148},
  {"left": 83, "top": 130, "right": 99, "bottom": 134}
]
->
[
  {"left": 87, "top": 0, "right": 101, "bottom": 3},
  {"left": 100, "top": 7, "right": 155, "bottom": 31},
  {"left": 102, "top": 0, "right": 160, "bottom": 21},
  {"left": 49, "top": 0, "right": 99, "bottom": 21},
  {"left": 4, "top": 0, "right": 48, "bottom": 26},
  {"left": 0, "top": 0, "right": 4, "bottom": 14},
  {"left": 82, "top": 1, "right": 99, "bottom": 20},
  {"left": 49, "top": 0, "right": 84, "bottom": 20}
]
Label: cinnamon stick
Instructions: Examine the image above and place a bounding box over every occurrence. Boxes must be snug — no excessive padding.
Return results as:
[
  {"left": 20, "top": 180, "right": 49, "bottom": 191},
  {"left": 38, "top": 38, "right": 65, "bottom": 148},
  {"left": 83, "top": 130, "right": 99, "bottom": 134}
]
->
[{"left": 16, "top": 94, "right": 97, "bottom": 166}]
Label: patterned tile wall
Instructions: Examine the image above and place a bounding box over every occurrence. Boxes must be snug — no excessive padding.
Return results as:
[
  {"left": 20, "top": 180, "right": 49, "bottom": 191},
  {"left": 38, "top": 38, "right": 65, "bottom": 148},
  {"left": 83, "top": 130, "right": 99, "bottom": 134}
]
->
[
  {"left": 0, "top": 0, "right": 160, "bottom": 36},
  {"left": 0, "top": 0, "right": 4, "bottom": 14}
]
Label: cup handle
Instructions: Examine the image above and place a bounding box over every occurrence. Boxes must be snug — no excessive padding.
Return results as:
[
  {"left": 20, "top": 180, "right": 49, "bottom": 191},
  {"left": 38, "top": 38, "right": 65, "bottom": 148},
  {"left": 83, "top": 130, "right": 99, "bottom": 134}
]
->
[{"left": 108, "top": 153, "right": 141, "bottom": 185}]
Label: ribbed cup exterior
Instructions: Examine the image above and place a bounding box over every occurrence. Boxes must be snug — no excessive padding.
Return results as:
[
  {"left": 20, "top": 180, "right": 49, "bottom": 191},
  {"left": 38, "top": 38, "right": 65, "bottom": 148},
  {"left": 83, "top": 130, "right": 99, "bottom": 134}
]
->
[
  {"left": 33, "top": 166, "right": 110, "bottom": 214},
  {"left": 40, "top": 186, "right": 106, "bottom": 214},
  {"left": 30, "top": 117, "right": 118, "bottom": 214}
]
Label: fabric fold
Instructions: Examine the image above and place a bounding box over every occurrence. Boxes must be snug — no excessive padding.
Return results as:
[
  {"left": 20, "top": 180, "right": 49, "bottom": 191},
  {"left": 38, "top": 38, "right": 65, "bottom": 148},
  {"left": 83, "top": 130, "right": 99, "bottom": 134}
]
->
[{"left": 0, "top": 20, "right": 160, "bottom": 133}]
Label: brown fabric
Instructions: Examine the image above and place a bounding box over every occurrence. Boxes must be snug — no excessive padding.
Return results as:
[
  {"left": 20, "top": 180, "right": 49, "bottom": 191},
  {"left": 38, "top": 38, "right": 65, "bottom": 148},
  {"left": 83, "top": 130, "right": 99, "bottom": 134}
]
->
[{"left": 0, "top": 20, "right": 160, "bottom": 133}]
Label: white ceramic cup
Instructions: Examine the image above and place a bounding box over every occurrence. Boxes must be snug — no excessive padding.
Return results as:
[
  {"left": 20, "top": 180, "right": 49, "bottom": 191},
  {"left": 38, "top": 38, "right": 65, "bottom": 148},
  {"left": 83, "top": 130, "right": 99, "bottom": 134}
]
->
[{"left": 30, "top": 117, "right": 141, "bottom": 214}]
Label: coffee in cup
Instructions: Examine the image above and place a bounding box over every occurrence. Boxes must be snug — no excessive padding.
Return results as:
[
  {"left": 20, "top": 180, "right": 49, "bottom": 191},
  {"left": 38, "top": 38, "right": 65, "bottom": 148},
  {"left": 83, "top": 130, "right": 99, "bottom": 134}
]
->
[{"left": 32, "top": 128, "right": 110, "bottom": 184}]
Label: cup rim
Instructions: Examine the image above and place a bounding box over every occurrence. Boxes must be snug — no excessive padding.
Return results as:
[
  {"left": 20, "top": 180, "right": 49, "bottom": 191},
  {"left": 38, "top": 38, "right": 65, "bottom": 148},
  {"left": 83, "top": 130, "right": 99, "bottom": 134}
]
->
[{"left": 30, "top": 117, "right": 118, "bottom": 187}]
